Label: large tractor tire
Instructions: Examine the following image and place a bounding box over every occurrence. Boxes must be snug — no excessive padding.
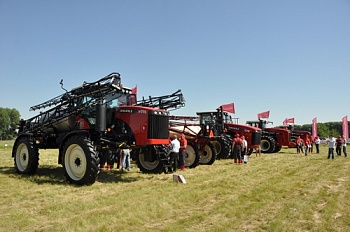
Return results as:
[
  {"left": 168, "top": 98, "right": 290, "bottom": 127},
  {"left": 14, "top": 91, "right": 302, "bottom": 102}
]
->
[
  {"left": 211, "top": 135, "right": 232, "bottom": 159},
  {"left": 260, "top": 135, "right": 276, "bottom": 153},
  {"left": 137, "top": 145, "right": 165, "bottom": 174},
  {"left": 62, "top": 135, "right": 99, "bottom": 185},
  {"left": 184, "top": 141, "right": 200, "bottom": 169},
  {"left": 13, "top": 137, "right": 39, "bottom": 175},
  {"left": 199, "top": 142, "right": 217, "bottom": 165},
  {"left": 273, "top": 146, "right": 282, "bottom": 153}
]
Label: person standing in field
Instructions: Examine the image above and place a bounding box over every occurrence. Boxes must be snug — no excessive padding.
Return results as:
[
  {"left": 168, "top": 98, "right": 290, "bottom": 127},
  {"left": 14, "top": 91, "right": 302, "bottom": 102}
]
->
[
  {"left": 121, "top": 144, "right": 131, "bottom": 172},
  {"left": 241, "top": 135, "right": 248, "bottom": 164},
  {"left": 309, "top": 136, "right": 314, "bottom": 153},
  {"left": 327, "top": 134, "right": 336, "bottom": 160},
  {"left": 168, "top": 134, "right": 180, "bottom": 173},
  {"left": 296, "top": 136, "right": 303, "bottom": 154},
  {"left": 342, "top": 135, "right": 347, "bottom": 157},
  {"left": 179, "top": 133, "right": 187, "bottom": 170},
  {"left": 99, "top": 150, "right": 108, "bottom": 171},
  {"left": 304, "top": 135, "right": 311, "bottom": 156},
  {"left": 232, "top": 134, "right": 243, "bottom": 164},
  {"left": 314, "top": 136, "right": 321, "bottom": 154},
  {"left": 335, "top": 135, "right": 343, "bottom": 156},
  {"left": 254, "top": 145, "right": 261, "bottom": 157}
]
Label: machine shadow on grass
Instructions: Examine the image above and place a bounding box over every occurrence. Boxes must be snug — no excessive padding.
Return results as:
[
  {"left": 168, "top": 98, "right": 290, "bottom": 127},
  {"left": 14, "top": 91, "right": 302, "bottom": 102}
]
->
[
  {"left": 0, "top": 165, "right": 139, "bottom": 186},
  {"left": 97, "top": 170, "right": 139, "bottom": 184}
]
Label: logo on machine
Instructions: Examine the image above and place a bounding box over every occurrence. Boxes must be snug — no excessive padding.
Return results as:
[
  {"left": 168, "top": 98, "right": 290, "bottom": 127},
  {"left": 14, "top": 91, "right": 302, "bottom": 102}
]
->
[
  {"left": 137, "top": 110, "right": 147, "bottom": 114},
  {"left": 119, "top": 109, "right": 133, "bottom": 113},
  {"left": 227, "top": 126, "right": 240, "bottom": 131}
]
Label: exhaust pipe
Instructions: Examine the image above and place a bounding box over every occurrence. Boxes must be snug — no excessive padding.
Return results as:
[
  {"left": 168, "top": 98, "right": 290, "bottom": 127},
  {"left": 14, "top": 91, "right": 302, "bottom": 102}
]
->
[{"left": 96, "top": 103, "right": 106, "bottom": 132}]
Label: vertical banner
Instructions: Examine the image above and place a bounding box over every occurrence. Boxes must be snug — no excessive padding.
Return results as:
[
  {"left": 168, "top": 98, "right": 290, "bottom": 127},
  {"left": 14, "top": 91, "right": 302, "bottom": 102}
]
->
[
  {"left": 342, "top": 116, "right": 348, "bottom": 141},
  {"left": 312, "top": 117, "right": 317, "bottom": 137}
]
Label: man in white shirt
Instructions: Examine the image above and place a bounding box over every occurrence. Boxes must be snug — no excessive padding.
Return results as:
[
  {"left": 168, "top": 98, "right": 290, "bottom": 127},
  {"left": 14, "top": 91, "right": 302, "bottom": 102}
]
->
[
  {"left": 327, "top": 135, "right": 336, "bottom": 160},
  {"left": 314, "top": 136, "right": 321, "bottom": 154},
  {"left": 241, "top": 136, "right": 248, "bottom": 164},
  {"left": 168, "top": 135, "right": 180, "bottom": 173}
]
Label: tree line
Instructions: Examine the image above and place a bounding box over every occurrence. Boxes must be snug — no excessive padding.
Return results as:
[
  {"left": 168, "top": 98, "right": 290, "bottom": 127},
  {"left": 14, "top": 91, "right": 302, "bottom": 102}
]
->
[
  {"left": 0, "top": 106, "right": 347, "bottom": 140},
  {"left": 0, "top": 107, "right": 20, "bottom": 140},
  {"left": 295, "top": 122, "right": 348, "bottom": 138}
]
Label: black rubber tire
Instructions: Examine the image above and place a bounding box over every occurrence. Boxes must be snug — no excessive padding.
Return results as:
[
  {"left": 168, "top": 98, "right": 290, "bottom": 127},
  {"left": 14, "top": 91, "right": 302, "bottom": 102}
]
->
[
  {"left": 137, "top": 145, "right": 164, "bottom": 174},
  {"left": 274, "top": 146, "right": 282, "bottom": 153},
  {"left": 199, "top": 142, "right": 217, "bottom": 165},
  {"left": 184, "top": 141, "right": 200, "bottom": 169},
  {"left": 212, "top": 135, "right": 232, "bottom": 159},
  {"left": 62, "top": 135, "right": 99, "bottom": 185},
  {"left": 260, "top": 135, "right": 276, "bottom": 153},
  {"left": 13, "top": 137, "right": 39, "bottom": 175}
]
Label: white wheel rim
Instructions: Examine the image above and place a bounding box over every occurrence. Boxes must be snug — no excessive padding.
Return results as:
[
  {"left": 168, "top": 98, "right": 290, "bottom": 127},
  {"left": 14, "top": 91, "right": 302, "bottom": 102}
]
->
[
  {"left": 199, "top": 144, "right": 213, "bottom": 164},
  {"left": 211, "top": 141, "right": 221, "bottom": 155},
  {"left": 64, "top": 144, "right": 87, "bottom": 180},
  {"left": 184, "top": 146, "right": 196, "bottom": 166},
  {"left": 16, "top": 143, "right": 29, "bottom": 171}
]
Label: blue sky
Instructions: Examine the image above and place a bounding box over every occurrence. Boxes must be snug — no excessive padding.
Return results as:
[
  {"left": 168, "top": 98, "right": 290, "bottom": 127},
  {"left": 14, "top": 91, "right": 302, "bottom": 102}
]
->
[{"left": 1, "top": 0, "right": 349, "bottom": 125}]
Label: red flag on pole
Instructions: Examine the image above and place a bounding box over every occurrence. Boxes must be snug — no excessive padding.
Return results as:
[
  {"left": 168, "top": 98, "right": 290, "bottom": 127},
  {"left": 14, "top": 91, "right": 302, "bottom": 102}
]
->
[
  {"left": 131, "top": 85, "right": 137, "bottom": 98},
  {"left": 312, "top": 117, "right": 317, "bottom": 137},
  {"left": 286, "top": 118, "right": 294, "bottom": 124},
  {"left": 128, "top": 85, "right": 137, "bottom": 105},
  {"left": 283, "top": 118, "right": 288, "bottom": 125},
  {"left": 218, "top": 103, "right": 235, "bottom": 114},
  {"left": 257, "top": 111, "right": 270, "bottom": 119},
  {"left": 342, "top": 116, "right": 348, "bottom": 141}
]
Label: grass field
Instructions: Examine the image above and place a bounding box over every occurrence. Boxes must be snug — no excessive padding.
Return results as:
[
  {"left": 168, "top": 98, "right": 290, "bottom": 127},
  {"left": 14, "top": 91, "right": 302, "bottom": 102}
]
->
[{"left": 0, "top": 140, "right": 349, "bottom": 232}]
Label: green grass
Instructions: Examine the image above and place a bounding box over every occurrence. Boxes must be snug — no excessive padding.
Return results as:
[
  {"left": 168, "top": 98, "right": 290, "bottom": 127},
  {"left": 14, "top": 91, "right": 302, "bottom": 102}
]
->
[{"left": 0, "top": 140, "right": 349, "bottom": 232}]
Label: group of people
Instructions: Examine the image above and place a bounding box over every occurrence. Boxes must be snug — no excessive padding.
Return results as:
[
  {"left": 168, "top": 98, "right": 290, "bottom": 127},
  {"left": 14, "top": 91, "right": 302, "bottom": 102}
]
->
[
  {"left": 168, "top": 133, "right": 187, "bottom": 173},
  {"left": 295, "top": 134, "right": 348, "bottom": 159},
  {"left": 325, "top": 134, "right": 347, "bottom": 159},
  {"left": 231, "top": 133, "right": 249, "bottom": 164},
  {"left": 100, "top": 144, "right": 132, "bottom": 172},
  {"left": 100, "top": 133, "right": 348, "bottom": 172},
  {"left": 99, "top": 133, "right": 188, "bottom": 174},
  {"left": 295, "top": 135, "right": 319, "bottom": 155}
]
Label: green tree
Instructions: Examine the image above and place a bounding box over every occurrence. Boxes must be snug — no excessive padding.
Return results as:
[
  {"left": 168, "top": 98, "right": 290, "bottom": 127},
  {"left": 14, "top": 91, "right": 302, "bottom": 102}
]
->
[
  {"left": 8, "top": 108, "right": 20, "bottom": 129},
  {"left": 317, "top": 123, "right": 331, "bottom": 138},
  {"left": 0, "top": 107, "right": 21, "bottom": 140},
  {"left": 294, "top": 121, "right": 345, "bottom": 138}
]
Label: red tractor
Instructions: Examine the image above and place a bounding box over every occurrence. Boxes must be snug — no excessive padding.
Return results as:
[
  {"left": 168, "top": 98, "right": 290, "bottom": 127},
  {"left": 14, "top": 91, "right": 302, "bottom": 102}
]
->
[
  {"left": 169, "top": 106, "right": 262, "bottom": 163},
  {"left": 12, "top": 72, "right": 185, "bottom": 185},
  {"left": 277, "top": 124, "right": 311, "bottom": 147},
  {"left": 246, "top": 119, "right": 293, "bottom": 153},
  {"left": 196, "top": 108, "right": 262, "bottom": 159},
  {"left": 169, "top": 115, "right": 216, "bottom": 167}
]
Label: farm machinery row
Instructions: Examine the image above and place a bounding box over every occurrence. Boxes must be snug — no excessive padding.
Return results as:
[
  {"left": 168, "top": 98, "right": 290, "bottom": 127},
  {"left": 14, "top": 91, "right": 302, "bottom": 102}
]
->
[
  {"left": 246, "top": 119, "right": 310, "bottom": 153},
  {"left": 169, "top": 105, "right": 262, "bottom": 167},
  {"left": 12, "top": 72, "right": 263, "bottom": 185}
]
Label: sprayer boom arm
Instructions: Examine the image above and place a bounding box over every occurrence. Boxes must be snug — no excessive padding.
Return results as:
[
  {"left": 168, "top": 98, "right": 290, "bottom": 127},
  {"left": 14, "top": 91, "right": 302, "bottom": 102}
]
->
[{"left": 136, "top": 89, "right": 185, "bottom": 111}]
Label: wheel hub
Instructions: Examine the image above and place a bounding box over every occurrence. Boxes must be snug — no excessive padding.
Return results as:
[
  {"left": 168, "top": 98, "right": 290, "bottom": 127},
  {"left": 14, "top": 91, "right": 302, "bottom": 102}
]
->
[{"left": 74, "top": 157, "right": 81, "bottom": 167}]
